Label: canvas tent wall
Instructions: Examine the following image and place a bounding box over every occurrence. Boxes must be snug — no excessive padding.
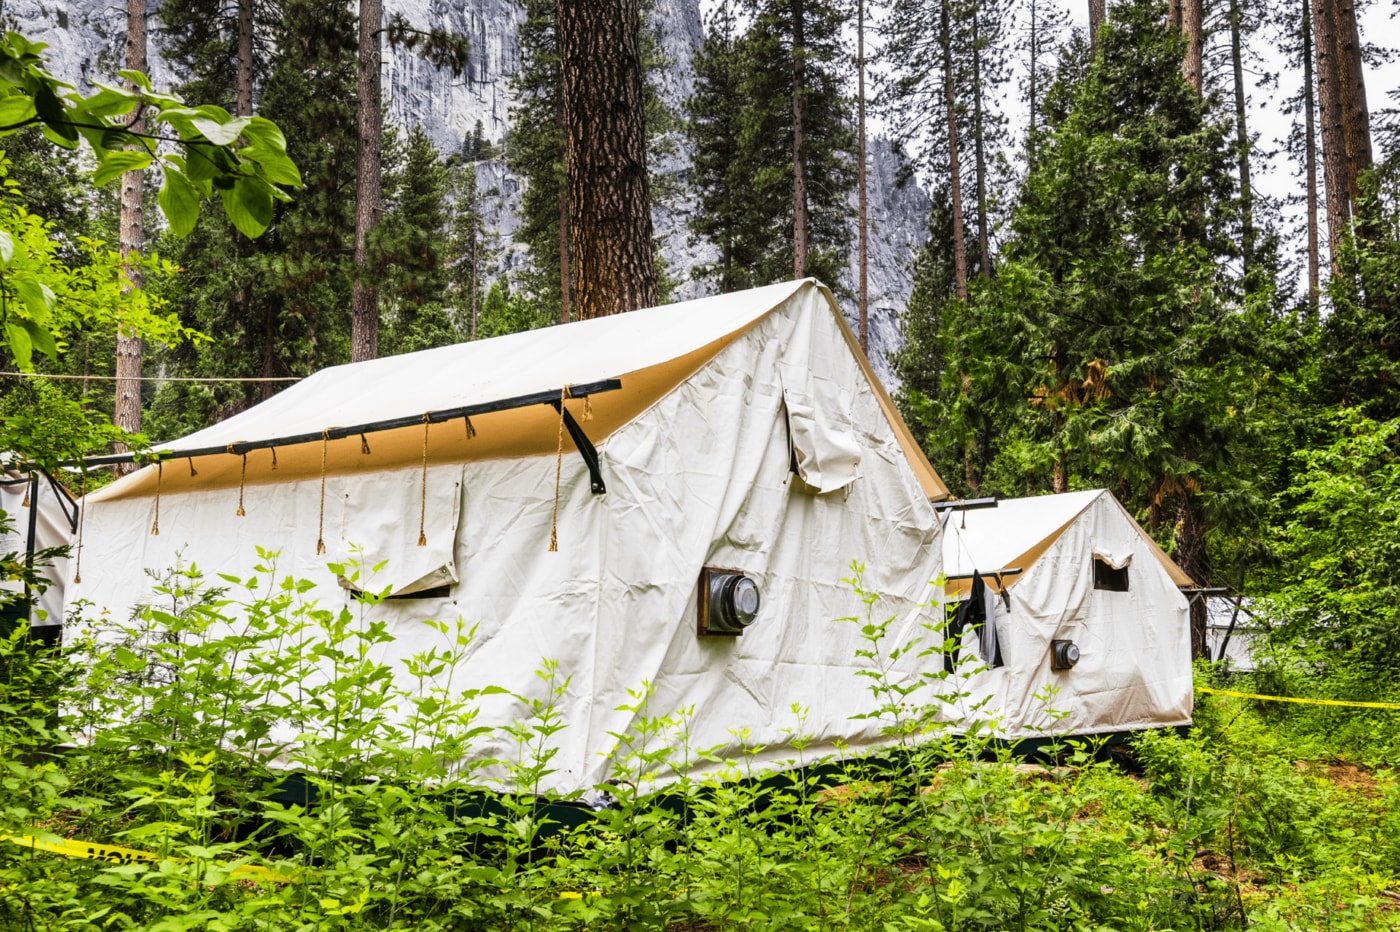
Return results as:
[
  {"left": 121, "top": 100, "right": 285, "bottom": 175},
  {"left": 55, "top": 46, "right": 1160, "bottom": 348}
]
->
[
  {"left": 1, "top": 466, "right": 76, "bottom": 637},
  {"left": 938, "top": 490, "right": 1194, "bottom": 737},
  {"left": 67, "top": 280, "right": 951, "bottom": 795}
]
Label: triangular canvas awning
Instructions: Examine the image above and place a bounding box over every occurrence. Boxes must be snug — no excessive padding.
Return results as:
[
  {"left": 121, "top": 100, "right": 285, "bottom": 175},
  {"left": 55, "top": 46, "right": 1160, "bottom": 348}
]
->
[
  {"left": 88, "top": 280, "right": 949, "bottom": 503},
  {"left": 941, "top": 489, "right": 1193, "bottom": 594}
]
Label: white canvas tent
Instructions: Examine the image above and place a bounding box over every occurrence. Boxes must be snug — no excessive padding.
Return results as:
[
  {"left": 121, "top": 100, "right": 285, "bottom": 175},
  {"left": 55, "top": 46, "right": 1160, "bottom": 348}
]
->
[
  {"left": 938, "top": 490, "right": 1194, "bottom": 738},
  {"left": 1, "top": 466, "right": 76, "bottom": 634},
  {"left": 66, "top": 280, "right": 952, "bottom": 794}
]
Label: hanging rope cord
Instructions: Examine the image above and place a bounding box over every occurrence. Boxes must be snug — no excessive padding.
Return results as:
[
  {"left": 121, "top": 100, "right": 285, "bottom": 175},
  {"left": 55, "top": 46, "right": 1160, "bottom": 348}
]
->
[{"left": 548, "top": 387, "right": 570, "bottom": 553}]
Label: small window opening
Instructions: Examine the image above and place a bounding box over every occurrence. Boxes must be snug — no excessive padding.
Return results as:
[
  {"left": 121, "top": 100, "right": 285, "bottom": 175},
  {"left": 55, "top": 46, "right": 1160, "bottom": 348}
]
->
[
  {"left": 1094, "top": 558, "right": 1130, "bottom": 592},
  {"left": 350, "top": 584, "right": 452, "bottom": 603}
]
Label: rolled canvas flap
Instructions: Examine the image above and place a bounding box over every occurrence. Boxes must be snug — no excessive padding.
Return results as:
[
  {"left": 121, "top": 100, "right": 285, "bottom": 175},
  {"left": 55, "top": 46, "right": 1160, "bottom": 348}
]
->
[
  {"left": 781, "top": 370, "right": 861, "bottom": 494},
  {"left": 1092, "top": 546, "right": 1133, "bottom": 570},
  {"left": 336, "top": 467, "right": 463, "bottom": 596}
]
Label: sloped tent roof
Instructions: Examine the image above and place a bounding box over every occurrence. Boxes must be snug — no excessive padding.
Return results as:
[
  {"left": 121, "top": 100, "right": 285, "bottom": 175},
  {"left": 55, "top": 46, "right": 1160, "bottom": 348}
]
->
[
  {"left": 941, "top": 489, "right": 1193, "bottom": 595},
  {"left": 89, "top": 280, "right": 949, "bottom": 503}
]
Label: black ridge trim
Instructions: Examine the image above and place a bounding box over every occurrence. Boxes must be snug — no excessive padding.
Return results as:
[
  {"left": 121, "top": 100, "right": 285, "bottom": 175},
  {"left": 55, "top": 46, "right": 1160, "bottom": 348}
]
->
[{"left": 50, "top": 379, "right": 623, "bottom": 469}]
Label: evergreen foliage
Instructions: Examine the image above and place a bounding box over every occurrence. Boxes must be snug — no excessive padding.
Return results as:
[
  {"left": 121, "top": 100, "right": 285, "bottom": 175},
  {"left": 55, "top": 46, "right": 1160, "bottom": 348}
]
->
[{"left": 685, "top": 0, "right": 854, "bottom": 289}]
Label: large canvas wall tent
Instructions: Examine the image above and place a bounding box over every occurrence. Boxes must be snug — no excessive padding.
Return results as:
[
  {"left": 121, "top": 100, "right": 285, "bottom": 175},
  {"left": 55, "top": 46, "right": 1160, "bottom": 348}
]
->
[
  {"left": 62, "top": 280, "right": 954, "bottom": 795},
  {"left": 1, "top": 465, "right": 77, "bottom": 643},
  {"left": 939, "top": 490, "right": 1195, "bottom": 738}
]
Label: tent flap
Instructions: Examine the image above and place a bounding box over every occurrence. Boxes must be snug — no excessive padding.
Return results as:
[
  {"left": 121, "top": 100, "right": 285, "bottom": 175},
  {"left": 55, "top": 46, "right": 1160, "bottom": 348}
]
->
[
  {"left": 335, "top": 468, "right": 463, "bottom": 596},
  {"left": 781, "top": 370, "right": 861, "bottom": 494}
]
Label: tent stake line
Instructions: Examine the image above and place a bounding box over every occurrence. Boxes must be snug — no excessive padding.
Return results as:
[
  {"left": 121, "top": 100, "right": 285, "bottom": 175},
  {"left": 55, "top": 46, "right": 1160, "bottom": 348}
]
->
[{"left": 54, "top": 379, "right": 624, "bottom": 470}]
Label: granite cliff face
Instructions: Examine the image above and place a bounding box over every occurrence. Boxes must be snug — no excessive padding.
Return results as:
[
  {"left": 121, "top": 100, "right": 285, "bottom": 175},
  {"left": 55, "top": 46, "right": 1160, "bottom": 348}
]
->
[{"left": 14, "top": 0, "right": 927, "bottom": 384}]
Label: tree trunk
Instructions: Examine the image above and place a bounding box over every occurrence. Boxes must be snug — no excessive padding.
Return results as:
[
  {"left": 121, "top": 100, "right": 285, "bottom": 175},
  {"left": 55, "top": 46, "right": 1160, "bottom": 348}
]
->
[
  {"left": 1229, "top": 0, "right": 1254, "bottom": 275},
  {"left": 1027, "top": 0, "right": 1038, "bottom": 160},
  {"left": 1175, "top": 492, "right": 1211, "bottom": 660},
  {"left": 236, "top": 0, "right": 254, "bottom": 117},
  {"left": 114, "top": 0, "right": 146, "bottom": 471},
  {"left": 557, "top": 0, "right": 658, "bottom": 318},
  {"left": 972, "top": 9, "right": 990, "bottom": 282},
  {"left": 352, "top": 0, "right": 383, "bottom": 362},
  {"left": 1302, "top": 0, "right": 1320, "bottom": 307},
  {"left": 1180, "top": 0, "right": 1204, "bottom": 94},
  {"left": 1313, "top": 0, "right": 1350, "bottom": 272},
  {"left": 1331, "top": 0, "right": 1371, "bottom": 216},
  {"left": 790, "top": 0, "right": 809, "bottom": 280},
  {"left": 856, "top": 0, "right": 868, "bottom": 351},
  {"left": 941, "top": 0, "right": 967, "bottom": 302},
  {"left": 556, "top": 74, "right": 572, "bottom": 324},
  {"left": 1088, "top": 0, "right": 1105, "bottom": 48}
]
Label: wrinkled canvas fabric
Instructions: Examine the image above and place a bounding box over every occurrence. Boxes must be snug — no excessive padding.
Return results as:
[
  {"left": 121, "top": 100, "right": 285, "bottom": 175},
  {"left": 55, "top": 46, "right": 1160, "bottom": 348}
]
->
[
  {"left": 65, "top": 285, "right": 946, "bottom": 795},
  {"left": 939, "top": 491, "right": 1193, "bottom": 737}
]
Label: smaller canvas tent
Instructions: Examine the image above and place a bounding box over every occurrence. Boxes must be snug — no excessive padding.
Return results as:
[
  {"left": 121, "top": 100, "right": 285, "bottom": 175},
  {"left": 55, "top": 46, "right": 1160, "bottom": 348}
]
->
[
  {"left": 939, "top": 490, "right": 1194, "bottom": 738},
  {"left": 0, "top": 467, "right": 76, "bottom": 637}
]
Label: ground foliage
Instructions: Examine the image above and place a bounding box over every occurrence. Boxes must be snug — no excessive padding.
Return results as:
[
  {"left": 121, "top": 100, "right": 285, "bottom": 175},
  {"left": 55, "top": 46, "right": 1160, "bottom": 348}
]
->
[{"left": 0, "top": 560, "right": 1394, "bottom": 931}]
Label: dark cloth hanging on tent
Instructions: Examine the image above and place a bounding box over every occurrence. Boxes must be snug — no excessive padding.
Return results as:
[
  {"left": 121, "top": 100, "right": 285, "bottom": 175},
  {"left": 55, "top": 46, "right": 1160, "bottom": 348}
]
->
[{"left": 944, "top": 571, "right": 1005, "bottom": 673}]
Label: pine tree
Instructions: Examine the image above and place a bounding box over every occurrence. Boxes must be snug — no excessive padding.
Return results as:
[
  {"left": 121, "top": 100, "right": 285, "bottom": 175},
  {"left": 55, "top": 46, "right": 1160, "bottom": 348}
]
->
[
  {"left": 378, "top": 126, "right": 457, "bottom": 355},
  {"left": 685, "top": 0, "right": 853, "bottom": 290},
  {"left": 937, "top": 0, "right": 1268, "bottom": 656}
]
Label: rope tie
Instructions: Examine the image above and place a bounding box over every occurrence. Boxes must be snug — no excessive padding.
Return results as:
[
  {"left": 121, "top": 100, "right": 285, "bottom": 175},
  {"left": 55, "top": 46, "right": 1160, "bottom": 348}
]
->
[
  {"left": 236, "top": 453, "right": 248, "bottom": 517},
  {"left": 270, "top": 446, "right": 278, "bottom": 470},
  {"left": 20, "top": 484, "right": 28, "bottom": 508},
  {"left": 73, "top": 474, "right": 86, "bottom": 584},
  {"left": 463, "top": 415, "right": 476, "bottom": 439},
  {"left": 316, "top": 431, "right": 329, "bottom": 555},
  {"left": 582, "top": 394, "right": 593, "bottom": 422},
  {"left": 150, "top": 462, "right": 163, "bottom": 535},
  {"left": 187, "top": 457, "right": 197, "bottom": 477},
  {"left": 417, "top": 414, "right": 430, "bottom": 547},
  {"left": 360, "top": 433, "right": 371, "bottom": 455},
  {"left": 548, "top": 386, "right": 570, "bottom": 552}
]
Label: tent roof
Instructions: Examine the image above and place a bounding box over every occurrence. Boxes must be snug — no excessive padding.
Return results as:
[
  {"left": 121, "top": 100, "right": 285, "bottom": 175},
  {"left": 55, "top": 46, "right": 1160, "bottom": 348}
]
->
[
  {"left": 91, "top": 280, "right": 949, "bottom": 502},
  {"left": 941, "top": 490, "right": 1193, "bottom": 591}
]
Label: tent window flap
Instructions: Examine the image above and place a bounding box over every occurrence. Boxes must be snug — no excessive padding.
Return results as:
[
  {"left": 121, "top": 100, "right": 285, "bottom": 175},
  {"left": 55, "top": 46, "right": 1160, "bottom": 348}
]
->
[{"left": 780, "top": 370, "right": 861, "bottom": 494}]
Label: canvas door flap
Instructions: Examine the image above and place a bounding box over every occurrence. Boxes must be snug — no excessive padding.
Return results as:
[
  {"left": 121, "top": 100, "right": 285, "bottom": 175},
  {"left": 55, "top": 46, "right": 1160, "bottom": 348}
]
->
[
  {"left": 336, "top": 468, "right": 463, "bottom": 596},
  {"left": 1092, "top": 546, "right": 1133, "bottom": 570},
  {"left": 780, "top": 368, "right": 861, "bottom": 494}
]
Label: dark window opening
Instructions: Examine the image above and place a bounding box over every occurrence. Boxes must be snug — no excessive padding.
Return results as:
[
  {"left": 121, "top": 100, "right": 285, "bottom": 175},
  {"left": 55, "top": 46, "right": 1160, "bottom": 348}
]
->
[
  {"left": 350, "top": 584, "right": 452, "bottom": 603},
  {"left": 1094, "top": 558, "right": 1130, "bottom": 592}
]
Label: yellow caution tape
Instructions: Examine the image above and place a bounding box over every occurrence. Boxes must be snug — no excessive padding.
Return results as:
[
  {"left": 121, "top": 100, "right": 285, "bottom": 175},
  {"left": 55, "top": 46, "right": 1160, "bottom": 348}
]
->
[
  {"left": 1196, "top": 685, "right": 1400, "bottom": 710},
  {"left": 3, "top": 834, "right": 295, "bottom": 883}
]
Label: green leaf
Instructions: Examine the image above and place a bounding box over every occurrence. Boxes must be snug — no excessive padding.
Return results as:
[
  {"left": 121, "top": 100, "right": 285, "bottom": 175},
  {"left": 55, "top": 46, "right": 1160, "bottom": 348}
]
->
[
  {"left": 116, "top": 69, "right": 153, "bottom": 92},
  {"left": 220, "top": 176, "right": 274, "bottom": 238},
  {"left": 93, "top": 149, "right": 153, "bottom": 186},
  {"left": 31, "top": 83, "right": 77, "bottom": 145},
  {"left": 190, "top": 115, "right": 248, "bottom": 146},
  {"left": 158, "top": 164, "right": 201, "bottom": 237},
  {"left": 13, "top": 277, "right": 54, "bottom": 321},
  {"left": 4, "top": 320, "right": 31, "bottom": 368},
  {"left": 19, "top": 318, "right": 56, "bottom": 359},
  {"left": 244, "top": 146, "right": 302, "bottom": 187},
  {"left": 239, "top": 116, "right": 286, "bottom": 151},
  {"left": 0, "top": 92, "right": 35, "bottom": 127}
]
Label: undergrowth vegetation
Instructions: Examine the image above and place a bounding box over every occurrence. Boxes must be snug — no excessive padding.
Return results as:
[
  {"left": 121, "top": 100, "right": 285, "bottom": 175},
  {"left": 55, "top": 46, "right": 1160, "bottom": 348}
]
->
[{"left": 0, "top": 556, "right": 1395, "bottom": 931}]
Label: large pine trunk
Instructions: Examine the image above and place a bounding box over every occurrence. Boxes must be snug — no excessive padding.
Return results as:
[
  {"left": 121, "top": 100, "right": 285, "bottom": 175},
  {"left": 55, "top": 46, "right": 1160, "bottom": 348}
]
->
[
  {"left": 1088, "top": 0, "right": 1104, "bottom": 47},
  {"left": 352, "top": 0, "right": 383, "bottom": 361},
  {"left": 942, "top": 0, "right": 967, "bottom": 302},
  {"left": 1331, "top": 0, "right": 1372, "bottom": 216},
  {"left": 1180, "top": 0, "right": 1204, "bottom": 94},
  {"left": 558, "top": 0, "right": 658, "bottom": 318},
  {"left": 1302, "top": 0, "right": 1320, "bottom": 306},
  {"left": 115, "top": 0, "right": 146, "bottom": 471},
  {"left": 556, "top": 75, "right": 572, "bottom": 324},
  {"left": 790, "top": 0, "right": 809, "bottom": 280},
  {"left": 1313, "top": 0, "right": 1351, "bottom": 272}
]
